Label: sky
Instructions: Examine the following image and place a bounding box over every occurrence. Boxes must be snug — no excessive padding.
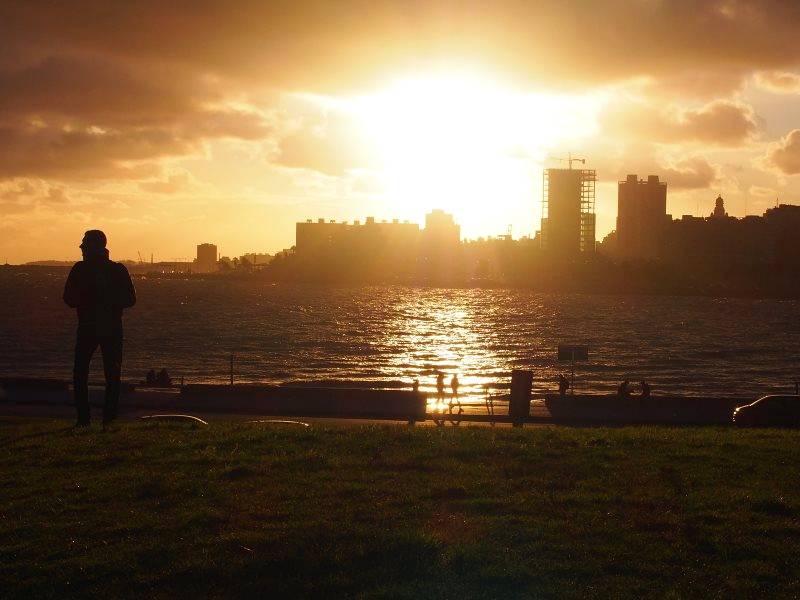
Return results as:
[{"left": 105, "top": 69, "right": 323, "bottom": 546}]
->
[{"left": 1, "top": 0, "right": 800, "bottom": 263}]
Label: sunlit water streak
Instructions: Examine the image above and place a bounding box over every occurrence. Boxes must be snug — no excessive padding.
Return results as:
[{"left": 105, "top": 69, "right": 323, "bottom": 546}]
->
[{"left": 1, "top": 271, "right": 798, "bottom": 399}]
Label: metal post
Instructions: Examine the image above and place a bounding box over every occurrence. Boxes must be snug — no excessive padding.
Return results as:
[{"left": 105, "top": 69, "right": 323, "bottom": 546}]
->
[
  {"left": 571, "top": 350, "right": 575, "bottom": 395},
  {"left": 230, "top": 353, "right": 234, "bottom": 386}
]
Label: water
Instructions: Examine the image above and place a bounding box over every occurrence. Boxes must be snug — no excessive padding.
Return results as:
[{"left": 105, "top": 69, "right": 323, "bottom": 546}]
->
[{"left": 1, "top": 268, "right": 799, "bottom": 399}]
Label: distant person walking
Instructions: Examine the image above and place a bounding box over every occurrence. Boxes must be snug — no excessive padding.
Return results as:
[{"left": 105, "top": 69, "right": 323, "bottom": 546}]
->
[
  {"left": 436, "top": 372, "right": 445, "bottom": 404},
  {"left": 450, "top": 374, "right": 462, "bottom": 414},
  {"left": 63, "top": 230, "right": 136, "bottom": 426}
]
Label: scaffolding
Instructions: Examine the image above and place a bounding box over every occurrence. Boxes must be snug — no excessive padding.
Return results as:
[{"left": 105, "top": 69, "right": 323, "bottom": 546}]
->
[
  {"left": 540, "top": 168, "right": 596, "bottom": 253},
  {"left": 580, "top": 169, "right": 596, "bottom": 252}
]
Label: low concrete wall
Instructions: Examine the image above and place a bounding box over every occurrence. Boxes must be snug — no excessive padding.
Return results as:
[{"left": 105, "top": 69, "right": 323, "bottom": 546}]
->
[
  {"left": 180, "top": 384, "right": 427, "bottom": 420},
  {"left": 544, "top": 394, "right": 746, "bottom": 425}
]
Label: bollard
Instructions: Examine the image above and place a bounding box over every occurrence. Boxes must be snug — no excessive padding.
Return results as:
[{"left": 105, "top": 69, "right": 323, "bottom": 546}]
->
[{"left": 509, "top": 369, "right": 533, "bottom": 427}]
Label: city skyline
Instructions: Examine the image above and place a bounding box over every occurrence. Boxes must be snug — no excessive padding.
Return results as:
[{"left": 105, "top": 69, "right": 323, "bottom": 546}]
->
[{"left": 3, "top": 3, "right": 800, "bottom": 263}]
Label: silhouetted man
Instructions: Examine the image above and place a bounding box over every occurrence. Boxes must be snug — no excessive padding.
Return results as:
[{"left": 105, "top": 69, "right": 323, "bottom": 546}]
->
[{"left": 63, "top": 230, "right": 136, "bottom": 426}]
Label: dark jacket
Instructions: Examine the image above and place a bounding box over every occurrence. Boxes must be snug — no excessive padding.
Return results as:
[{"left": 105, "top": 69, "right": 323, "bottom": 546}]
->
[{"left": 63, "top": 252, "right": 136, "bottom": 331}]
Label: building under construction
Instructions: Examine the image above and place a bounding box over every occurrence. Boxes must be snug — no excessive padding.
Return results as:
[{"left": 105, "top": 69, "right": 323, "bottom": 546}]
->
[{"left": 540, "top": 166, "right": 596, "bottom": 255}]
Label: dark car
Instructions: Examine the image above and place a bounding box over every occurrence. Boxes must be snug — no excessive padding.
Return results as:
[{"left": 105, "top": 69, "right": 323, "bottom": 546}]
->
[{"left": 733, "top": 395, "right": 800, "bottom": 428}]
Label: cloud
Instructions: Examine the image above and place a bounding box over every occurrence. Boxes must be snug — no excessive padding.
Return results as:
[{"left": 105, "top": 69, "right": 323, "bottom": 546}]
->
[
  {"left": 277, "top": 107, "right": 379, "bottom": 175},
  {"left": 139, "top": 171, "right": 197, "bottom": 194},
  {"left": 587, "top": 139, "right": 718, "bottom": 190},
  {"left": 661, "top": 157, "right": 718, "bottom": 190},
  {"left": 0, "top": 56, "right": 208, "bottom": 126},
  {"left": 754, "top": 70, "right": 800, "bottom": 94},
  {"left": 749, "top": 185, "right": 776, "bottom": 197},
  {"left": 0, "top": 178, "right": 76, "bottom": 214},
  {"left": 766, "top": 129, "right": 800, "bottom": 175},
  {"left": 637, "top": 70, "right": 749, "bottom": 100},
  {"left": 0, "top": 107, "right": 273, "bottom": 181},
  {"left": 0, "top": 125, "right": 187, "bottom": 179},
  {"left": 3, "top": 1, "right": 800, "bottom": 93},
  {"left": 0, "top": 51, "right": 275, "bottom": 180},
  {"left": 602, "top": 99, "right": 759, "bottom": 146}
]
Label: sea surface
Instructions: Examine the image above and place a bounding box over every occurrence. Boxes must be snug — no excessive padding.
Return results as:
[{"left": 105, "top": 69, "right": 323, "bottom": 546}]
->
[{"left": 1, "top": 267, "right": 799, "bottom": 399}]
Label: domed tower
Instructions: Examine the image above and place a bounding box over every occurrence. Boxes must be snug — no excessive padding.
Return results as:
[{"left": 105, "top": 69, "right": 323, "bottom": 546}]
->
[{"left": 710, "top": 195, "right": 728, "bottom": 219}]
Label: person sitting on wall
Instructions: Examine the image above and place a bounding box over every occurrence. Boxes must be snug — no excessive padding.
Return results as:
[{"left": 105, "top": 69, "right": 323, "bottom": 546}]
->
[
  {"left": 639, "top": 380, "right": 651, "bottom": 400},
  {"left": 156, "top": 368, "right": 172, "bottom": 387},
  {"left": 618, "top": 379, "right": 632, "bottom": 399}
]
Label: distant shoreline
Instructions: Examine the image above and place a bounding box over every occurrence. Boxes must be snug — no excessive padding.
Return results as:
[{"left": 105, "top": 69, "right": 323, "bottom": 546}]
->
[{"left": 4, "top": 263, "right": 799, "bottom": 300}]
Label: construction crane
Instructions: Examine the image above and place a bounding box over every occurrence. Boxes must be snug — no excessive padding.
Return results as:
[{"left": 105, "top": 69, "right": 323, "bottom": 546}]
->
[
  {"left": 548, "top": 152, "right": 586, "bottom": 170},
  {"left": 137, "top": 251, "right": 143, "bottom": 264}
]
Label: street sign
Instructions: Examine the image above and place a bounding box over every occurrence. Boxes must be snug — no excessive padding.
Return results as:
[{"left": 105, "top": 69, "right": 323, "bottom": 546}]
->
[{"left": 557, "top": 344, "right": 589, "bottom": 361}]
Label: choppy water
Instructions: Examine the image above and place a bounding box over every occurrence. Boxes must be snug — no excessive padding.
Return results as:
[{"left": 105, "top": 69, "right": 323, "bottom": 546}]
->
[{"left": 1, "top": 268, "right": 799, "bottom": 398}]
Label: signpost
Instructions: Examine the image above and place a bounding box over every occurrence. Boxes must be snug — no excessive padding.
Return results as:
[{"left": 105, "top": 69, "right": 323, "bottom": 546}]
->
[{"left": 557, "top": 344, "right": 589, "bottom": 394}]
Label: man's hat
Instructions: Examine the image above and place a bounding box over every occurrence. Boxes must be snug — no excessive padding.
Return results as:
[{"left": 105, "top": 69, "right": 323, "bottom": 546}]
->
[{"left": 80, "top": 229, "right": 107, "bottom": 249}]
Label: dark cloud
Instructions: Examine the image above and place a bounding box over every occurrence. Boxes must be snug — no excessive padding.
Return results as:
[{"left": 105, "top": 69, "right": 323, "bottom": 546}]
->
[
  {"left": 3, "top": 1, "right": 800, "bottom": 92},
  {"left": 602, "top": 99, "right": 759, "bottom": 146},
  {"left": 0, "top": 50, "right": 273, "bottom": 180},
  {"left": 766, "top": 129, "right": 800, "bottom": 175},
  {"left": 0, "top": 56, "right": 207, "bottom": 126},
  {"left": 0, "top": 125, "right": 183, "bottom": 179}
]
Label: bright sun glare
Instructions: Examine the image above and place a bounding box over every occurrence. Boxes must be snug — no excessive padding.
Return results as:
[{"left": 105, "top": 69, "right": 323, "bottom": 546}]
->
[{"left": 323, "top": 70, "right": 605, "bottom": 237}]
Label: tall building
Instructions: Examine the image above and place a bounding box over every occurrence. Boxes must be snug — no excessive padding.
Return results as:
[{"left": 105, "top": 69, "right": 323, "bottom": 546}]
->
[
  {"left": 295, "top": 217, "right": 420, "bottom": 255},
  {"left": 422, "top": 209, "right": 460, "bottom": 248},
  {"left": 541, "top": 167, "right": 596, "bottom": 255},
  {"left": 616, "top": 174, "right": 669, "bottom": 260},
  {"left": 195, "top": 243, "right": 218, "bottom": 273}
]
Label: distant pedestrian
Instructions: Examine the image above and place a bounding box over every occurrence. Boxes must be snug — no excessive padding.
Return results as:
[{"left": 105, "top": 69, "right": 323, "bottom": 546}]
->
[
  {"left": 618, "top": 379, "right": 632, "bottom": 399},
  {"left": 412, "top": 378, "right": 419, "bottom": 393},
  {"left": 558, "top": 373, "right": 570, "bottom": 398},
  {"left": 450, "top": 374, "right": 462, "bottom": 414},
  {"left": 63, "top": 230, "right": 136, "bottom": 426},
  {"left": 639, "top": 380, "right": 651, "bottom": 400},
  {"left": 436, "top": 372, "right": 445, "bottom": 403}
]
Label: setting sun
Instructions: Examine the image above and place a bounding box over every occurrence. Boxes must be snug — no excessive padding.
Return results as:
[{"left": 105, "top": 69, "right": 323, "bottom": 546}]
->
[{"left": 339, "top": 70, "right": 607, "bottom": 236}]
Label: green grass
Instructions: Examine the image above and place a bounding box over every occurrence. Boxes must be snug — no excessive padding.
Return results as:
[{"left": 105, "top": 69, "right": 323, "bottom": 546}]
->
[{"left": 2, "top": 420, "right": 800, "bottom": 598}]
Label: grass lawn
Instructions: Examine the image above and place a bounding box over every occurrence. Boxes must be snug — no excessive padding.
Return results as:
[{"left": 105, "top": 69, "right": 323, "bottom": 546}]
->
[{"left": 2, "top": 420, "right": 800, "bottom": 598}]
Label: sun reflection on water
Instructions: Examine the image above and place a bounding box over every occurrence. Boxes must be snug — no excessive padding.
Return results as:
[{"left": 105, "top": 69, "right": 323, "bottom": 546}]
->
[{"left": 382, "top": 290, "right": 509, "bottom": 405}]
